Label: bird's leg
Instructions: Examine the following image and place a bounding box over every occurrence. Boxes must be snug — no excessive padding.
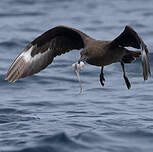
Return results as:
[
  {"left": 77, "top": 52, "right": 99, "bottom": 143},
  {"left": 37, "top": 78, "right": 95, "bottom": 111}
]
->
[
  {"left": 100, "top": 66, "right": 105, "bottom": 86},
  {"left": 121, "top": 62, "right": 131, "bottom": 89}
]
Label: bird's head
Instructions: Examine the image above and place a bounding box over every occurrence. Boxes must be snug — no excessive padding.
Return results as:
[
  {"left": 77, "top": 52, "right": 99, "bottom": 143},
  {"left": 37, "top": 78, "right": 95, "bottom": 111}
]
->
[{"left": 79, "top": 49, "right": 91, "bottom": 63}]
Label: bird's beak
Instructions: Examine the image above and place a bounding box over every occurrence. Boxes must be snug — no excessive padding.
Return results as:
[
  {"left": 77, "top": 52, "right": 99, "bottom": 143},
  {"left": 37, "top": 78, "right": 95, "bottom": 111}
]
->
[{"left": 78, "top": 56, "right": 87, "bottom": 64}]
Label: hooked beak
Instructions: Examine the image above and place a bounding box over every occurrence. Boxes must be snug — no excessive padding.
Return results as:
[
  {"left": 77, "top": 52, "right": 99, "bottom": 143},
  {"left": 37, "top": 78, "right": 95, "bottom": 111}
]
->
[{"left": 78, "top": 56, "right": 87, "bottom": 64}]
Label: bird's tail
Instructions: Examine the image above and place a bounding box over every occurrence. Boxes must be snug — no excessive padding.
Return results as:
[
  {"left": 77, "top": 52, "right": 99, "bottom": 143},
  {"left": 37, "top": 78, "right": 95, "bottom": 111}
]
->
[{"left": 122, "top": 50, "right": 141, "bottom": 63}]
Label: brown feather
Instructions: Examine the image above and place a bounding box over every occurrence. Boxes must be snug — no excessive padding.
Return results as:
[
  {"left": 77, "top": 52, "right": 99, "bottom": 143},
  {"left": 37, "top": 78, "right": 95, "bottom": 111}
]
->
[
  {"left": 5, "top": 26, "right": 91, "bottom": 82},
  {"left": 110, "top": 25, "right": 150, "bottom": 80}
]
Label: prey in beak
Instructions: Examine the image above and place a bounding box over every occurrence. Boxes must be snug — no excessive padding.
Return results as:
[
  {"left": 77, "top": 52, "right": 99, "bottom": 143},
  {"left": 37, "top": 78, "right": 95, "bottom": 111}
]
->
[{"left": 72, "top": 58, "right": 85, "bottom": 93}]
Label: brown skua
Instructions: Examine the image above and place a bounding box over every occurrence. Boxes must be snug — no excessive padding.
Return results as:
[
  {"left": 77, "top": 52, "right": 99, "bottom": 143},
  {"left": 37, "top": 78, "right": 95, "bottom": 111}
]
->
[{"left": 5, "top": 25, "right": 150, "bottom": 89}]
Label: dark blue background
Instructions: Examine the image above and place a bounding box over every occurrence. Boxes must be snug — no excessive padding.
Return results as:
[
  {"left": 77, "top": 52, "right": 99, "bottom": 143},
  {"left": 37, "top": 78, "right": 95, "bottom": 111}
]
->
[{"left": 0, "top": 0, "right": 153, "bottom": 151}]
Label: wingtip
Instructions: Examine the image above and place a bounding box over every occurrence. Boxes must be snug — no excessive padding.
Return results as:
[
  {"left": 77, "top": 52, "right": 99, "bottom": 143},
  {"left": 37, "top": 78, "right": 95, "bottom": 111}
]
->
[
  {"left": 5, "top": 74, "right": 10, "bottom": 82},
  {"left": 5, "top": 75, "right": 18, "bottom": 83},
  {"left": 5, "top": 66, "right": 21, "bottom": 83},
  {"left": 125, "top": 25, "right": 133, "bottom": 32},
  {"left": 141, "top": 50, "right": 150, "bottom": 81},
  {"left": 5, "top": 73, "right": 9, "bottom": 81}
]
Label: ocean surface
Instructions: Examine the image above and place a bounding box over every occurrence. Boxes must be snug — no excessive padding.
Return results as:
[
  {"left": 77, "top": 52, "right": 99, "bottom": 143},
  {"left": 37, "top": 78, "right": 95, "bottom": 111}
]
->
[{"left": 0, "top": 0, "right": 153, "bottom": 152}]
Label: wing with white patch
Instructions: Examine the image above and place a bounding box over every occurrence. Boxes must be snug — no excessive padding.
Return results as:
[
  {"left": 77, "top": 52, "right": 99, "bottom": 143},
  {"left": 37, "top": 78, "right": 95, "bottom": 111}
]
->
[
  {"left": 5, "top": 44, "right": 54, "bottom": 82},
  {"left": 110, "top": 25, "right": 150, "bottom": 80},
  {"left": 5, "top": 26, "right": 91, "bottom": 82}
]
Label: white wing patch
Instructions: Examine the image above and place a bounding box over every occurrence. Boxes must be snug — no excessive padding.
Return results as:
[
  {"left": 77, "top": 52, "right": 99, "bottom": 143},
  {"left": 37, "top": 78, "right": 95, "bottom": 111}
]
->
[
  {"left": 5, "top": 44, "right": 54, "bottom": 82},
  {"left": 21, "top": 45, "right": 34, "bottom": 62},
  {"left": 20, "top": 45, "right": 51, "bottom": 63}
]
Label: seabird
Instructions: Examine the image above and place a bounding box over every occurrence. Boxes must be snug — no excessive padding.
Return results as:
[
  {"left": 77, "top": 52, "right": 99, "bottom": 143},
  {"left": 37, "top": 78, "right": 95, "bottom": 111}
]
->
[{"left": 5, "top": 25, "right": 150, "bottom": 89}]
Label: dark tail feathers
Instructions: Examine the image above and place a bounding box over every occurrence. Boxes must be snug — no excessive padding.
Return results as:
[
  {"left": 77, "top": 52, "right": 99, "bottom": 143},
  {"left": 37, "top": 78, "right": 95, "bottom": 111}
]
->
[{"left": 122, "top": 51, "right": 141, "bottom": 63}]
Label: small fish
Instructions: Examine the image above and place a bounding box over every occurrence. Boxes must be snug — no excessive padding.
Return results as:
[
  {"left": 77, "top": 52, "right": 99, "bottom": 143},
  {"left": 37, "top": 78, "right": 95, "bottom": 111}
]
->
[{"left": 72, "top": 61, "right": 85, "bottom": 93}]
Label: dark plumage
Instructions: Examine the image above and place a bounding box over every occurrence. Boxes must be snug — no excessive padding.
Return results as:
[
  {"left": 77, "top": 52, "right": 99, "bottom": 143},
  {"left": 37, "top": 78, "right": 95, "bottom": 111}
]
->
[{"left": 5, "top": 25, "right": 150, "bottom": 89}]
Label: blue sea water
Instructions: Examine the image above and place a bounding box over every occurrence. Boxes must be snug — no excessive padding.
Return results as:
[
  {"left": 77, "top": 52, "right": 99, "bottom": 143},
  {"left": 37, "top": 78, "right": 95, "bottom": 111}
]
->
[{"left": 0, "top": 0, "right": 153, "bottom": 151}]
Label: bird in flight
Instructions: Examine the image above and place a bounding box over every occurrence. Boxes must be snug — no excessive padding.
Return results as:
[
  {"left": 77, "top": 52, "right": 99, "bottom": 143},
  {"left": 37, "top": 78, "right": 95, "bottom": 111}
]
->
[{"left": 5, "top": 25, "right": 150, "bottom": 90}]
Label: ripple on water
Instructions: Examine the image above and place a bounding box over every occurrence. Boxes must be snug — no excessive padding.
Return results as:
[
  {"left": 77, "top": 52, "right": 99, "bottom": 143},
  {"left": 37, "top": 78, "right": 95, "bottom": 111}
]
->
[
  {"left": 1, "top": 0, "right": 153, "bottom": 152},
  {"left": 13, "top": 132, "right": 89, "bottom": 152}
]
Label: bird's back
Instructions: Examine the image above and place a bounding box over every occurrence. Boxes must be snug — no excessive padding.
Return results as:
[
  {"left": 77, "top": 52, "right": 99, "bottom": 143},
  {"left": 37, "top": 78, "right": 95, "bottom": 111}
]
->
[{"left": 85, "top": 40, "right": 126, "bottom": 66}]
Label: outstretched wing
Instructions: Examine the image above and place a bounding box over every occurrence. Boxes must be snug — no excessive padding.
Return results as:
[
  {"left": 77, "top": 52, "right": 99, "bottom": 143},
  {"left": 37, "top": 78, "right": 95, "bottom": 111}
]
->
[
  {"left": 110, "top": 25, "right": 150, "bottom": 80},
  {"left": 5, "top": 26, "right": 91, "bottom": 82}
]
